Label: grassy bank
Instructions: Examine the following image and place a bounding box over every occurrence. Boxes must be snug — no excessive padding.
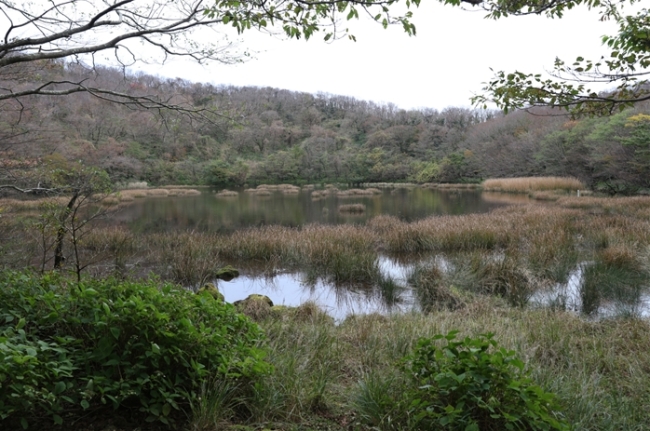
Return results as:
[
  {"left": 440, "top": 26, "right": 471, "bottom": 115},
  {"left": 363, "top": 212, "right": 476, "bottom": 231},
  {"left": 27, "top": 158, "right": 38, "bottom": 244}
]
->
[{"left": 243, "top": 299, "right": 650, "bottom": 431}]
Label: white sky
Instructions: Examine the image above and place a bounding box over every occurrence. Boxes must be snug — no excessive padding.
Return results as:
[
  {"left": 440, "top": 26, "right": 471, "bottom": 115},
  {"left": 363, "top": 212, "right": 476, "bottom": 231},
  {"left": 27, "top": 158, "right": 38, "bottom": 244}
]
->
[{"left": 138, "top": 2, "right": 621, "bottom": 111}]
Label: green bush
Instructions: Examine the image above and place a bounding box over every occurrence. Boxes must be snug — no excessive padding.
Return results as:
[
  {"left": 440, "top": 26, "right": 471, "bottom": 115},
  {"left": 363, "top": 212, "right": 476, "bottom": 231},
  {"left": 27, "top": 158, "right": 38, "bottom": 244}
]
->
[
  {"left": 403, "top": 331, "right": 569, "bottom": 431},
  {"left": 0, "top": 271, "right": 269, "bottom": 429}
]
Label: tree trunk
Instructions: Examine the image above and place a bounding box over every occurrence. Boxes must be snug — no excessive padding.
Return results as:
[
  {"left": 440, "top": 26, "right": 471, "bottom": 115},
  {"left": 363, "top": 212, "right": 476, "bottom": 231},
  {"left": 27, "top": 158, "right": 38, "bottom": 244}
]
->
[{"left": 53, "top": 192, "right": 79, "bottom": 269}]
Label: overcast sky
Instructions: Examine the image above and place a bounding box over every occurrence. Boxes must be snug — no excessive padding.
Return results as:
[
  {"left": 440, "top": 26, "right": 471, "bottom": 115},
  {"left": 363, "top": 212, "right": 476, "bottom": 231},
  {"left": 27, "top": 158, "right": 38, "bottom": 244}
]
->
[{"left": 139, "top": 2, "right": 620, "bottom": 111}]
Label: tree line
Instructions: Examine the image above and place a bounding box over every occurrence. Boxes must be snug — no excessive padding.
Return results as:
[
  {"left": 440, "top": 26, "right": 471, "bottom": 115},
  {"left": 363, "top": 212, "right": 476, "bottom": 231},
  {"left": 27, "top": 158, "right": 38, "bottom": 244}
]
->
[{"left": 2, "top": 60, "right": 650, "bottom": 194}]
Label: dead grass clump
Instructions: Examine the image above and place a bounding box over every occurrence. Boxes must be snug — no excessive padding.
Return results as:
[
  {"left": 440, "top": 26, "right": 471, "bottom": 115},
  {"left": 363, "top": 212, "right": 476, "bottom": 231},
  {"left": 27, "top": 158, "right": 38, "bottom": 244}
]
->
[
  {"left": 469, "top": 255, "right": 536, "bottom": 306},
  {"left": 300, "top": 224, "right": 378, "bottom": 284},
  {"left": 483, "top": 177, "right": 585, "bottom": 193},
  {"left": 424, "top": 183, "right": 480, "bottom": 190},
  {"left": 338, "top": 203, "right": 366, "bottom": 213},
  {"left": 367, "top": 215, "right": 404, "bottom": 236},
  {"left": 215, "top": 189, "right": 239, "bottom": 197},
  {"left": 599, "top": 245, "right": 641, "bottom": 270},
  {"left": 409, "top": 263, "right": 465, "bottom": 313},
  {"left": 101, "top": 196, "right": 120, "bottom": 206},
  {"left": 281, "top": 187, "right": 300, "bottom": 195},
  {"left": 0, "top": 197, "right": 71, "bottom": 212},
  {"left": 302, "top": 184, "right": 315, "bottom": 191},
  {"left": 146, "top": 188, "right": 170, "bottom": 197},
  {"left": 255, "top": 189, "right": 272, "bottom": 196}
]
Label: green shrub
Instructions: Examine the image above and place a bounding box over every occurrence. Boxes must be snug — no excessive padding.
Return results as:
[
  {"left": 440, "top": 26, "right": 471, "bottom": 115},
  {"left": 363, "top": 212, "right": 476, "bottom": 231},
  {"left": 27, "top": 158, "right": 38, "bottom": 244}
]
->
[
  {"left": 403, "top": 331, "right": 569, "bottom": 431},
  {"left": 0, "top": 271, "right": 269, "bottom": 429}
]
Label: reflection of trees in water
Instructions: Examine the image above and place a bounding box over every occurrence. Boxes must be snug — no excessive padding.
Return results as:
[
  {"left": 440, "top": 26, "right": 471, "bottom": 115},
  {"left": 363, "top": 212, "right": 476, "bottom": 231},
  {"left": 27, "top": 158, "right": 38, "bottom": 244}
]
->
[{"left": 110, "top": 188, "right": 500, "bottom": 233}]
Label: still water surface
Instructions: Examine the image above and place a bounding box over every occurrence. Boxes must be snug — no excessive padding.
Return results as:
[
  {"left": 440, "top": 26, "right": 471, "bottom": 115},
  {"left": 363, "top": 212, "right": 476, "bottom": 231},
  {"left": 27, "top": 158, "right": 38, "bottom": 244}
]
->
[{"left": 117, "top": 187, "right": 504, "bottom": 233}]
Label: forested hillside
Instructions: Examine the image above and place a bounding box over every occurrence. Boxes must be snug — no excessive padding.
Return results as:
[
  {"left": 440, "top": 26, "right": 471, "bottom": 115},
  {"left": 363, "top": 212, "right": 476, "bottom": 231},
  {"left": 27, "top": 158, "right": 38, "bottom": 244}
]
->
[{"left": 3, "top": 60, "right": 650, "bottom": 194}]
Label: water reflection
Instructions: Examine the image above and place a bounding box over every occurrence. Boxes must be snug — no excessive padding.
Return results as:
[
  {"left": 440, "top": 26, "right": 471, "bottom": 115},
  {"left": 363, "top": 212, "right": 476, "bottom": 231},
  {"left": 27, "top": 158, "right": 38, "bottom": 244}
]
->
[
  {"left": 218, "top": 256, "right": 416, "bottom": 321},
  {"left": 221, "top": 256, "right": 650, "bottom": 321},
  {"left": 116, "top": 188, "right": 506, "bottom": 233},
  {"left": 530, "top": 263, "right": 650, "bottom": 318}
]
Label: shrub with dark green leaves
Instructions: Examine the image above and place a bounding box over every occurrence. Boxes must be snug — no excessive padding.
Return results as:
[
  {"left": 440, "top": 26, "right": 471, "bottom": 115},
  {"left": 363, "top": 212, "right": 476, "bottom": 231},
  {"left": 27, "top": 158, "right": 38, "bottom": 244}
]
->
[
  {"left": 0, "top": 271, "right": 269, "bottom": 429},
  {"left": 403, "top": 331, "right": 569, "bottom": 431}
]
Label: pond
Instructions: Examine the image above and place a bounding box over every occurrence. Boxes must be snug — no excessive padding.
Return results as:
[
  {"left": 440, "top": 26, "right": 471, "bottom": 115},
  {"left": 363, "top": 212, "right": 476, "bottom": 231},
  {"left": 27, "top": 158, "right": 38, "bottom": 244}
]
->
[
  {"left": 115, "top": 187, "right": 505, "bottom": 233},
  {"left": 113, "top": 187, "right": 650, "bottom": 320}
]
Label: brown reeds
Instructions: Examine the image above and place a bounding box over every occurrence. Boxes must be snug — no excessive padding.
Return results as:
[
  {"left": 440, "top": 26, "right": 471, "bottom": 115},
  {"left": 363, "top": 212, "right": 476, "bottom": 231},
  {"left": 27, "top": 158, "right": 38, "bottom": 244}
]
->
[
  {"left": 482, "top": 176, "right": 585, "bottom": 193},
  {"left": 421, "top": 183, "right": 480, "bottom": 190}
]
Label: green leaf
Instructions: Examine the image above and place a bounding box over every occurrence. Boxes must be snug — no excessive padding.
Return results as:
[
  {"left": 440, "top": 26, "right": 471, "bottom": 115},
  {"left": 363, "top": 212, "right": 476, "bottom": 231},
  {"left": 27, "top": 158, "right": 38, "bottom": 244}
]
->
[{"left": 54, "top": 381, "right": 66, "bottom": 394}]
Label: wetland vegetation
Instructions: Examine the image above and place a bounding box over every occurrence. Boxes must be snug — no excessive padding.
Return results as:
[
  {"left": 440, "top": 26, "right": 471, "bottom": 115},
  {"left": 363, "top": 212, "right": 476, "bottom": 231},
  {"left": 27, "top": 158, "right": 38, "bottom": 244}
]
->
[
  {"left": 3, "top": 56, "right": 650, "bottom": 431},
  {"left": 1, "top": 179, "right": 650, "bottom": 430}
]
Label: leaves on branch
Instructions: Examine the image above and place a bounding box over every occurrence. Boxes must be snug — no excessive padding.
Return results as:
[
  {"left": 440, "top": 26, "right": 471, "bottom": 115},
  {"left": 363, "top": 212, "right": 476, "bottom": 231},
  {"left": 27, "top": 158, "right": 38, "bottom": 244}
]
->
[{"left": 441, "top": 0, "right": 649, "bottom": 116}]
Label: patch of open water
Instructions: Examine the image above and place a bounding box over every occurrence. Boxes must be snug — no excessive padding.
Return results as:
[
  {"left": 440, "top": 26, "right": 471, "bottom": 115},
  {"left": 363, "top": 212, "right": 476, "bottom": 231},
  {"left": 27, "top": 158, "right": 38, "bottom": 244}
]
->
[{"left": 220, "top": 257, "right": 650, "bottom": 320}]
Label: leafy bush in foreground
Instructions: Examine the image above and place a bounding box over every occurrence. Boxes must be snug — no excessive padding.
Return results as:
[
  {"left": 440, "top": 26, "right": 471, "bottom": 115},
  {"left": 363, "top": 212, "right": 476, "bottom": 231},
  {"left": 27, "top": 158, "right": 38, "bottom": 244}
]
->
[
  {"left": 404, "top": 331, "right": 569, "bottom": 431},
  {"left": 0, "top": 271, "right": 269, "bottom": 429}
]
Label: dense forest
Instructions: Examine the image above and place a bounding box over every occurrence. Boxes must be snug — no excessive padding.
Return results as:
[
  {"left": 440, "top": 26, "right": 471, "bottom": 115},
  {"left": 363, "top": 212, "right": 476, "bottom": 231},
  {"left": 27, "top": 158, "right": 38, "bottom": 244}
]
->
[{"left": 3, "top": 60, "right": 650, "bottom": 194}]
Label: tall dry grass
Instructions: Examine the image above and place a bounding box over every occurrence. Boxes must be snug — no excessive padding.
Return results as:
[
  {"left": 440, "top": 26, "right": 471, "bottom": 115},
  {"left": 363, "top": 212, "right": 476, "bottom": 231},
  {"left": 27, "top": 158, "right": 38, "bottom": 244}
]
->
[
  {"left": 246, "top": 299, "right": 650, "bottom": 430},
  {"left": 483, "top": 177, "right": 585, "bottom": 193}
]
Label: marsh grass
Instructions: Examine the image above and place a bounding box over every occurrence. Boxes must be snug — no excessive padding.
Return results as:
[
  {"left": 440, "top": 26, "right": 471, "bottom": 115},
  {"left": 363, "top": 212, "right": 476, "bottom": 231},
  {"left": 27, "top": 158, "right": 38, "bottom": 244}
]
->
[
  {"left": 483, "top": 177, "right": 585, "bottom": 193},
  {"left": 153, "top": 231, "right": 221, "bottom": 287},
  {"left": 189, "top": 379, "right": 243, "bottom": 431},
  {"left": 421, "top": 183, "right": 480, "bottom": 190},
  {"left": 580, "top": 245, "right": 647, "bottom": 316},
  {"left": 408, "top": 262, "right": 465, "bottom": 313},
  {"left": 3, "top": 191, "right": 650, "bottom": 429},
  {"left": 248, "top": 302, "right": 650, "bottom": 431}
]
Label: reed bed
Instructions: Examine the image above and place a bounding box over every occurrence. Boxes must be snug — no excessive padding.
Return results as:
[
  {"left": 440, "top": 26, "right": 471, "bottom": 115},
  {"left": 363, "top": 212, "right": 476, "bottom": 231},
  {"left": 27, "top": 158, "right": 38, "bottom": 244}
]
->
[
  {"left": 256, "top": 184, "right": 298, "bottom": 191},
  {"left": 115, "top": 189, "right": 148, "bottom": 199},
  {"left": 337, "top": 188, "right": 383, "bottom": 197},
  {"left": 167, "top": 188, "right": 201, "bottom": 196},
  {"left": 144, "top": 188, "right": 170, "bottom": 197},
  {"left": 483, "top": 176, "right": 586, "bottom": 193},
  {"left": 215, "top": 189, "right": 239, "bottom": 197},
  {"left": 0, "top": 196, "right": 70, "bottom": 211},
  {"left": 421, "top": 182, "right": 481, "bottom": 190},
  {"left": 361, "top": 182, "right": 417, "bottom": 189},
  {"left": 338, "top": 203, "right": 366, "bottom": 213},
  {"left": 281, "top": 186, "right": 300, "bottom": 194}
]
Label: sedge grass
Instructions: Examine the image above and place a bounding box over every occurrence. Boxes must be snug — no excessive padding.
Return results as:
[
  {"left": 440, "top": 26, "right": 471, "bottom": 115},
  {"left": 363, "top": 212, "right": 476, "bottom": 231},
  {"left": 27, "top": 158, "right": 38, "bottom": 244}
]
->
[{"left": 250, "top": 301, "right": 650, "bottom": 431}]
